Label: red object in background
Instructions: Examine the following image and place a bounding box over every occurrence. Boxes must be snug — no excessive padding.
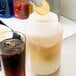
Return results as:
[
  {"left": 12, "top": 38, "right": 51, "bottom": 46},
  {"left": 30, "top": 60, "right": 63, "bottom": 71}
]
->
[{"left": 13, "top": 0, "right": 29, "bottom": 19}]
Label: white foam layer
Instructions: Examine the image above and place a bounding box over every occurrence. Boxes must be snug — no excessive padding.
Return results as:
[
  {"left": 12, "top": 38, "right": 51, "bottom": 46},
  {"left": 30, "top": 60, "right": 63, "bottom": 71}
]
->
[
  {"left": 29, "top": 12, "right": 58, "bottom": 22},
  {"left": 27, "top": 12, "right": 62, "bottom": 37},
  {"left": 27, "top": 22, "right": 62, "bottom": 37}
]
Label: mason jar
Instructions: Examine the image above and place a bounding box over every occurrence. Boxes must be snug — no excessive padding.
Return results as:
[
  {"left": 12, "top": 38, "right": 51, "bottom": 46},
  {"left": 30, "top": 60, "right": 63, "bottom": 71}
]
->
[{"left": 26, "top": 12, "right": 63, "bottom": 75}]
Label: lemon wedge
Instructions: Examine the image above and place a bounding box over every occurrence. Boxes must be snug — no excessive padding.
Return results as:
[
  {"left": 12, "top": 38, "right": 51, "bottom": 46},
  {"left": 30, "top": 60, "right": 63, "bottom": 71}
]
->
[{"left": 33, "top": 0, "right": 50, "bottom": 15}]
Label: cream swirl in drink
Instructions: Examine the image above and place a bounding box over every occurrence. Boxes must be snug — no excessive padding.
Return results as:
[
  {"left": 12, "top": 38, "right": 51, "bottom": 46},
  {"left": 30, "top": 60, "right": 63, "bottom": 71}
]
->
[{"left": 26, "top": 12, "right": 63, "bottom": 75}]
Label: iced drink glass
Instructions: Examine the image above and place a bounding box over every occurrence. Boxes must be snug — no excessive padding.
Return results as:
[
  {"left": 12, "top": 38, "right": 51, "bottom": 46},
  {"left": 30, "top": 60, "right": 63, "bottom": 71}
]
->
[
  {"left": 27, "top": 12, "right": 63, "bottom": 75},
  {"left": 0, "top": 31, "right": 25, "bottom": 76}
]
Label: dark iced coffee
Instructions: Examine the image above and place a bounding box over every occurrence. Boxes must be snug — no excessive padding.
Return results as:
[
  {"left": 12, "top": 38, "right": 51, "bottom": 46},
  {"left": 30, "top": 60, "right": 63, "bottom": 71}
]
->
[{"left": 0, "top": 38, "right": 25, "bottom": 76}]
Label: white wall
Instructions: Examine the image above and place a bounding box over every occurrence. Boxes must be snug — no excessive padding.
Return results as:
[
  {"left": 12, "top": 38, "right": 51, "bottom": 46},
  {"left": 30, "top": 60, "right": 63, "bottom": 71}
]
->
[{"left": 61, "top": 0, "right": 76, "bottom": 21}]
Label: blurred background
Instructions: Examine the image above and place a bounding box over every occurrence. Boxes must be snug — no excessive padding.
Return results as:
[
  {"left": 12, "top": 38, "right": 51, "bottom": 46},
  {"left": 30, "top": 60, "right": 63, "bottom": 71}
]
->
[{"left": 47, "top": 0, "right": 76, "bottom": 22}]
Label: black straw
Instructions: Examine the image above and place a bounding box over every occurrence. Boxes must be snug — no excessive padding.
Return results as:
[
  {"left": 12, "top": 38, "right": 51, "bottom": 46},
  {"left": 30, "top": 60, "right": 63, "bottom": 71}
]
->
[{"left": 0, "top": 20, "right": 14, "bottom": 31}]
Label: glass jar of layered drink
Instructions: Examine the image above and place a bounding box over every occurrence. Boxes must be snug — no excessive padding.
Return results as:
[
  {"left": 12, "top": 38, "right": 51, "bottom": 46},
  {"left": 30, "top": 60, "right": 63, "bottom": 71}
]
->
[{"left": 26, "top": 12, "right": 63, "bottom": 75}]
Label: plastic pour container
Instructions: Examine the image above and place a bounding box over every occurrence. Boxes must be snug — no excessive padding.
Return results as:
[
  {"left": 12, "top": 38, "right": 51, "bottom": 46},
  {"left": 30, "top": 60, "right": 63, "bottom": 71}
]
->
[{"left": 26, "top": 12, "right": 63, "bottom": 75}]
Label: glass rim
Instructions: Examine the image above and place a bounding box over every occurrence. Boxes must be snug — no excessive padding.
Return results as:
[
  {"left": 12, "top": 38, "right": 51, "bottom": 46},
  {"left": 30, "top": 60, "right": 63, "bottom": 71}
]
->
[
  {"left": 0, "top": 31, "right": 25, "bottom": 55},
  {"left": 0, "top": 31, "right": 26, "bottom": 48}
]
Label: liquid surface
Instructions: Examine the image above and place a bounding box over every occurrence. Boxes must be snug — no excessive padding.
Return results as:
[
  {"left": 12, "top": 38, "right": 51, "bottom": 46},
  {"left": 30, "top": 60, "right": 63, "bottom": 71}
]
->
[{"left": 0, "top": 39, "right": 24, "bottom": 55}]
